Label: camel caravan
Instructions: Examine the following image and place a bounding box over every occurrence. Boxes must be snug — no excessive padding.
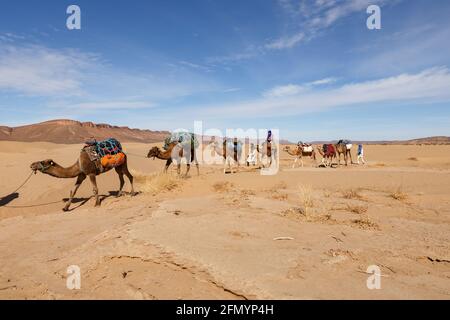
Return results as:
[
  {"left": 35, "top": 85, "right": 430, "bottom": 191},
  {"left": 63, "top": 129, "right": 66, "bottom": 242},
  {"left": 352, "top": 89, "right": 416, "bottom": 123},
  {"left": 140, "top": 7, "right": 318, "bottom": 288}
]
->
[{"left": 30, "top": 133, "right": 362, "bottom": 211}]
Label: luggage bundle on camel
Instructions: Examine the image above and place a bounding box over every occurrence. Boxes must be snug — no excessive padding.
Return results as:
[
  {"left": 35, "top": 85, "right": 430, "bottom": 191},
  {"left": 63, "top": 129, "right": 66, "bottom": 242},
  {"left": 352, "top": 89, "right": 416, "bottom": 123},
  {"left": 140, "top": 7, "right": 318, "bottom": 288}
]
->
[
  {"left": 84, "top": 138, "right": 126, "bottom": 171},
  {"left": 163, "top": 132, "right": 199, "bottom": 150}
]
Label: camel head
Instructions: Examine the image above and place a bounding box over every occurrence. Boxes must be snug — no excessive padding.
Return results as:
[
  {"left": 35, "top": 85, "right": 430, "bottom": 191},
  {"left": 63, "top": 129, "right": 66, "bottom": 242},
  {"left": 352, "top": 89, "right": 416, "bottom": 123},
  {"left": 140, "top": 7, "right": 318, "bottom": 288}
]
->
[
  {"left": 283, "top": 146, "right": 291, "bottom": 151},
  {"left": 147, "top": 147, "right": 160, "bottom": 159},
  {"left": 30, "top": 159, "right": 56, "bottom": 174}
]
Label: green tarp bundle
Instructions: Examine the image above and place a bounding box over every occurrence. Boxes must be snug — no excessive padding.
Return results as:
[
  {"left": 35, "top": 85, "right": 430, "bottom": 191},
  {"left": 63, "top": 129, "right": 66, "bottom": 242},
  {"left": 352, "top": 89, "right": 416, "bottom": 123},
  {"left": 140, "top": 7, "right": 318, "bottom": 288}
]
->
[{"left": 163, "top": 132, "right": 199, "bottom": 150}]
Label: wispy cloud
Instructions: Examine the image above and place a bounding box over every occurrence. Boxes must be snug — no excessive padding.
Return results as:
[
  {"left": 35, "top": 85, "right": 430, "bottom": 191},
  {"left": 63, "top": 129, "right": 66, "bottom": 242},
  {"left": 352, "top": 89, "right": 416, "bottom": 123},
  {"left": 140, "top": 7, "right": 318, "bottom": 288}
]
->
[
  {"left": 178, "top": 60, "right": 212, "bottom": 73},
  {"left": 0, "top": 45, "right": 93, "bottom": 96},
  {"left": 62, "top": 101, "right": 155, "bottom": 110},
  {"left": 208, "top": 0, "right": 396, "bottom": 63},
  {"left": 308, "top": 77, "right": 337, "bottom": 85},
  {"left": 271, "top": 0, "right": 394, "bottom": 49},
  {"left": 263, "top": 84, "right": 308, "bottom": 98},
  {"left": 192, "top": 67, "right": 450, "bottom": 118},
  {"left": 0, "top": 43, "right": 220, "bottom": 112},
  {"left": 223, "top": 88, "right": 241, "bottom": 93},
  {"left": 265, "top": 32, "right": 305, "bottom": 50},
  {"left": 263, "top": 77, "right": 337, "bottom": 97}
]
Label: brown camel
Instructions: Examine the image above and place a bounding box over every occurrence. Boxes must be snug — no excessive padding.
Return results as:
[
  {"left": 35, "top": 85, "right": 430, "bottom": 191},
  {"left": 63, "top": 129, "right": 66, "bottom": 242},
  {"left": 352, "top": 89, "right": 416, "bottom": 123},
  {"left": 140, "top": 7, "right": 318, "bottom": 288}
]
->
[
  {"left": 283, "top": 145, "right": 316, "bottom": 168},
  {"left": 317, "top": 144, "right": 337, "bottom": 167},
  {"left": 335, "top": 142, "right": 353, "bottom": 166},
  {"left": 147, "top": 142, "right": 199, "bottom": 176},
  {"left": 30, "top": 149, "right": 135, "bottom": 212},
  {"left": 208, "top": 138, "right": 242, "bottom": 174}
]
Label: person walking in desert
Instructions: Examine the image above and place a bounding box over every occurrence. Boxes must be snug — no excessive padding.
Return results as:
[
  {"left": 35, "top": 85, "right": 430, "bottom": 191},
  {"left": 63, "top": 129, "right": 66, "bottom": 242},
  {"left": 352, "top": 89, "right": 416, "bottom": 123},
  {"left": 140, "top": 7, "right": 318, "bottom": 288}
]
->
[{"left": 357, "top": 144, "right": 366, "bottom": 165}]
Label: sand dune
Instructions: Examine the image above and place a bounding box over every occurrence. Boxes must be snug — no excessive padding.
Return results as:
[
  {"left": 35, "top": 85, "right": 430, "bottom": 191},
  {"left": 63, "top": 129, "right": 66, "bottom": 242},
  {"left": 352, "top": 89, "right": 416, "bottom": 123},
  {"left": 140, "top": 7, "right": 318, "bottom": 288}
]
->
[{"left": 0, "top": 142, "right": 449, "bottom": 299}]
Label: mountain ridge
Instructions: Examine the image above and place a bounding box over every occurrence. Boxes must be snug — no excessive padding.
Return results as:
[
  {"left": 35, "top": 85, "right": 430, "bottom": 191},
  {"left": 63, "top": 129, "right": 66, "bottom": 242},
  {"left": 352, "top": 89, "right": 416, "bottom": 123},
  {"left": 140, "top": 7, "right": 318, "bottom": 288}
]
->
[
  {"left": 0, "top": 119, "right": 448, "bottom": 145},
  {"left": 0, "top": 119, "right": 170, "bottom": 144}
]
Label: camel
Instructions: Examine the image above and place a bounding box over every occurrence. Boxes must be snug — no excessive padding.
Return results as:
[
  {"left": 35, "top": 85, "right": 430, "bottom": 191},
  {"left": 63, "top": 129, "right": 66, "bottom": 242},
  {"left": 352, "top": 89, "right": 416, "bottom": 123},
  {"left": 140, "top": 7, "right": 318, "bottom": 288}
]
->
[
  {"left": 335, "top": 141, "right": 353, "bottom": 166},
  {"left": 283, "top": 145, "right": 316, "bottom": 168},
  {"left": 257, "top": 141, "right": 278, "bottom": 168},
  {"left": 147, "top": 141, "right": 199, "bottom": 177},
  {"left": 209, "top": 138, "right": 242, "bottom": 174},
  {"left": 317, "top": 144, "right": 337, "bottom": 167},
  {"left": 30, "top": 149, "right": 135, "bottom": 212}
]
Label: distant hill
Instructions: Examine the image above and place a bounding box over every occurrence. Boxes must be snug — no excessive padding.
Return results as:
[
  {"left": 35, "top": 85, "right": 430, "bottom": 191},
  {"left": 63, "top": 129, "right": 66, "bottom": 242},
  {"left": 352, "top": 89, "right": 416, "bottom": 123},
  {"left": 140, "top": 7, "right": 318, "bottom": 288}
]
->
[
  {"left": 0, "top": 119, "right": 448, "bottom": 145},
  {"left": 400, "top": 136, "right": 450, "bottom": 145},
  {"left": 305, "top": 136, "right": 450, "bottom": 145},
  {"left": 0, "top": 119, "right": 170, "bottom": 144}
]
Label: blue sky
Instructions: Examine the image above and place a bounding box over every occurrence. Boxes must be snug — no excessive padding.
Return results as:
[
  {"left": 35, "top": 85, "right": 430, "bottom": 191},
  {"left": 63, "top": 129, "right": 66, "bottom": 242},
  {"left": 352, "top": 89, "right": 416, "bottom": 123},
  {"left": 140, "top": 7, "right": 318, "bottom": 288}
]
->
[{"left": 0, "top": 0, "right": 449, "bottom": 141}]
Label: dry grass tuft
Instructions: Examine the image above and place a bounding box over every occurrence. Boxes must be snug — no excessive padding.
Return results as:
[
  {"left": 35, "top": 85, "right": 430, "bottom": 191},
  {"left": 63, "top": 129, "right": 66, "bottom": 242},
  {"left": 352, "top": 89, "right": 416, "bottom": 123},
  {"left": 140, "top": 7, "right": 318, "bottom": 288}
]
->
[
  {"left": 282, "top": 207, "right": 306, "bottom": 217},
  {"left": 132, "top": 171, "right": 179, "bottom": 194},
  {"left": 274, "top": 181, "right": 288, "bottom": 190},
  {"left": 212, "top": 181, "right": 235, "bottom": 193},
  {"left": 389, "top": 186, "right": 408, "bottom": 201},
  {"left": 323, "top": 189, "right": 333, "bottom": 198},
  {"left": 271, "top": 192, "right": 288, "bottom": 201},
  {"left": 299, "top": 185, "right": 314, "bottom": 216},
  {"left": 240, "top": 189, "right": 256, "bottom": 196},
  {"left": 351, "top": 217, "right": 379, "bottom": 230},
  {"left": 346, "top": 204, "right": 368, "bottom": 215},
  {"left": 342, "top": 188, "right": 364, "bottom": 200},
  {"left": 407, "top": 157, "right": 418, "bottom": 161}
]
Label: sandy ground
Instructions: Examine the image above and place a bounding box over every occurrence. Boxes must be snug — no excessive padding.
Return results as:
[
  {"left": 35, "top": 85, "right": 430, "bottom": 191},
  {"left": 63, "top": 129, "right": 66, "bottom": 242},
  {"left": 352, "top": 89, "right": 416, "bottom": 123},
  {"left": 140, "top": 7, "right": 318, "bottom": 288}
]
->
[{"left": 0, "top": 141, "right": 449, "bottom": 299}]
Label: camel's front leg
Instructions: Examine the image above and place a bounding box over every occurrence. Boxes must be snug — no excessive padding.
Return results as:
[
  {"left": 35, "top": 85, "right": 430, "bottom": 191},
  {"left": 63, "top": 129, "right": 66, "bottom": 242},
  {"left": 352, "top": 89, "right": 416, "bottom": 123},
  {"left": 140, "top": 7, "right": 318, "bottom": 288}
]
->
[
  {"left": 164, "top": 159, "right": 172, "bottom": 173},
  {"left": 89, "top": 174, "right": 100, "bottom": 207},
  {"left": 63, "top": 174, "right": 86, "bottom": 212}
]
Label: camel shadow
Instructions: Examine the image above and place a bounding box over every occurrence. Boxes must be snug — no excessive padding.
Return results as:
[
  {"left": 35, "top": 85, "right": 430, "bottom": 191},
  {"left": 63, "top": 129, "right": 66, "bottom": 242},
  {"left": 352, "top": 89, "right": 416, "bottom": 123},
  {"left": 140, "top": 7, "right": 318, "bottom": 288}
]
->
[
  {"left": 107, "top": 190, "right": 141, "bottom": 197},
  {"left": 0, "top": 193, "right": 19, "bottom": 207},
  {"left": 62, "top": 191, "right": 140, "bottom": 212}
]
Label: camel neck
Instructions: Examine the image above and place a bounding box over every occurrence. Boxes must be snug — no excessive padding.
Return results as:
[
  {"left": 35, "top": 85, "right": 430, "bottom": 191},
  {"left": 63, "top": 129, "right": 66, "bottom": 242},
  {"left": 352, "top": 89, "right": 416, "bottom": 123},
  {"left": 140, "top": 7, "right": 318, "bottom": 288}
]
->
[
  {"left": 45, "top": 161, "right": 81, "bottom": 178},
  {"left": 286, "top": 148, "right": 298, "bottom": 156},
  {"left": 157, "top": 148, "right": 173, "bottom": 160}
]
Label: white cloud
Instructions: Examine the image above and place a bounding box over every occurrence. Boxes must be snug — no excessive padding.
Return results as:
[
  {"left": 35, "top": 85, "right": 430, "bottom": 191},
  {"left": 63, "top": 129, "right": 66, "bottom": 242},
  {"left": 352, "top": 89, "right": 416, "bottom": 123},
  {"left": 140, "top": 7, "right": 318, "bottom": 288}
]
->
[
  {"left": 0, "top": 45, "right": 92, "bottom": 96},
  {"left": 263, "top": 84, "right": 307, "bottom": 98},
  {"left": 268, "top": 0, "right": 395, "bottom": 51},
  {"left": 265, "top": 32, "right": 305, "bottom": 50},
  {"left": 308, "top": 77, "right": 337, "bottom": 86},
  {"left": 210, "top": 0, "right": 396, "bottom": 63},
  {"left": 263, "top": 78, "right": 336, "bottom": 97},
  {"left": 223, "top": 88, "right": 241, "bottom": 93},
  {"left": 178, "top": 60, "right": 212, "bottom": 72},
  {"left": 63, "top": 101, "right": 155, "bottom": 110},
  {"left": 192, "top": 67, "right": 450, "bottom": 118},
  {"left": 0, "top": 43, "right": 220, "bottom": 110}
]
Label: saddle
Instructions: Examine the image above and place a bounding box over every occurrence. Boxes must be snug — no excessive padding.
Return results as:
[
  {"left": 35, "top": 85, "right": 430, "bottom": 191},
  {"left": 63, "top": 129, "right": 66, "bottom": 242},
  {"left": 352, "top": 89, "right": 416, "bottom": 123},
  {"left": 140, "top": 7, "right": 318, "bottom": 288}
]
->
[
  {"left": 83, "top": 138, "right": 125, "bottom": 170},
  {"left": 302, "top": 145, "right": 313, "bottom": 153},
  {"left": 323, "top": 144, "right": 335, "bottom": 156}
]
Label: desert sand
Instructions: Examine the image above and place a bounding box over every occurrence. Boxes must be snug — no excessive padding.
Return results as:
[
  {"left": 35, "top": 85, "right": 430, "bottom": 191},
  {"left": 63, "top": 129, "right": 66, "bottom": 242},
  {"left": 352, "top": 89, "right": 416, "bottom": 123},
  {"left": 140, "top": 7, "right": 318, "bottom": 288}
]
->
[{"left": 0, "top": 141, "right": 449, "bottom": 299}]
